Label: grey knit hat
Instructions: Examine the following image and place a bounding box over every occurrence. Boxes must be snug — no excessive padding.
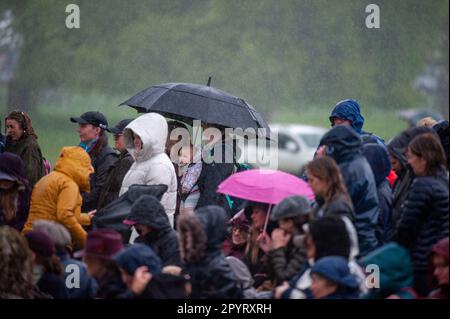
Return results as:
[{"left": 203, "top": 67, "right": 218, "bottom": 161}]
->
[{"left": 271, "top": 195, "right": 312, "bottom": 221}]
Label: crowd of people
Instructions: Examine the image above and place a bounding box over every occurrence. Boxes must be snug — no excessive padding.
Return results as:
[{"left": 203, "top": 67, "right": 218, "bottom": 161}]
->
[{"left": 0, "top": 98, "right": 448, "bottom": 299}]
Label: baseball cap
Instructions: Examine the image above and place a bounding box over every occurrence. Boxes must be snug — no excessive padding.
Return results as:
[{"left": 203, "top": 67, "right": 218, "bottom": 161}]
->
[
  {"left": 106, "top": 119, "right": 133, "bottom": 134},
  {"left": 70, "top": 111, "right": 108, "bottom": 129}
]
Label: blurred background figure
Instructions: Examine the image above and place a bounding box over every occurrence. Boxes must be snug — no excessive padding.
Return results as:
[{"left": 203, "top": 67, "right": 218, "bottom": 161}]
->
[
  {"left": 24, "top": 230, "right": 69, "bottom": 299},
  {"left": 0, "top": 226, "right": 49, "bottom": 299},
  {"left": 416, "top": 116, "right": 438, "bottom": 127},
  {"left": 0, "top": 117, "right": 5, "bottom": 153},
  {"left": 32, "top": 219, "right": 97, "bottom": 299},
  {"left": 310, "top": 256, "right": 360, "bottom": 299},
  {"left": 361, "top": 243, "right": 418, "bottom": 299},
  {"left": 74, "top": 229, "right": 127, "bottom": 299},
  {"left": 123, "top": 195, "right": 181, "bottom": 267},
  {"left": 0, "top": 152, "right": 30, "bottom": 231},
  {"left": 4, "top": 111, "right": 45, "bottom": 188},
  {"left": 428, "top": 237, "right": 449, "bottom": 299},
  {"left": 178, "top": 205, "right": 242, "bottom": 299},
  {"left": 97, "top": 119, "right": 134, "bottom": 210},
  {"left": 223, "top": 211, "right": 250, "bottom": 261}
]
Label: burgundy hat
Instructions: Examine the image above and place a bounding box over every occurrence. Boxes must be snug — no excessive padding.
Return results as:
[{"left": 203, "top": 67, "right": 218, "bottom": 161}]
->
[
  {"left": 432, "top": 237, "right": 449, "bottom": 261},
  {"left": 25, "top": 230, "right": 56, "bottom": 258},
  {"left": 0, "top": 152, "right": 28, "bottom": 186},
  {"left": 228, "top": 211, "right": 250, "bottom": 233},
  {"left": 74, "top": 229, "right": 124, "bottom": 260}
]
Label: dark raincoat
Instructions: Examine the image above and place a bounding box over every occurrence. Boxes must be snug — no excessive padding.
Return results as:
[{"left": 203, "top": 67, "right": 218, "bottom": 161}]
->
[
  {"left": 186, "top": 205, "right": 242, "bottom": 299},
  {"left": 319, "top": 126, "right": 380, "bottom": 256},
  {"left": 387, "top": 127, "right": 437, "bottom": 226},
  {"left": 362, "top": 143, "right": 394, "bottom": 243},
  {"left": 5, "top": 135, "right": 45, "bottom": 188},
  {"left": 130, "top": 195, "right": 181, "bottom": 266},
  {"left": 97, "top": 150, "right": 134, "bottom": 210}
]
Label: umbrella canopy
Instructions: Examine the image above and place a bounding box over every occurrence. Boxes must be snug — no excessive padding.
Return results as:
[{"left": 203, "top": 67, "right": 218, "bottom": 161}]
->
[
  {"left": 217, "top": 169, "right": 315, "bottom": 205},
  {"left": 120, "top": 82, "right": 270, "bottom": 135}
]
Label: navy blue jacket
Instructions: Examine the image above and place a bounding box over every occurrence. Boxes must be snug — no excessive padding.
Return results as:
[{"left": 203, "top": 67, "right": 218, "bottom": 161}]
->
[
  {"left": 320, "top": 126, "right": 380, "bottom": 256},
  {"left": 362, "top": 143, "right": 394, "bottom": 243},
  {"left": 58, "top": 250, "right": 97, "bottom": 299}
]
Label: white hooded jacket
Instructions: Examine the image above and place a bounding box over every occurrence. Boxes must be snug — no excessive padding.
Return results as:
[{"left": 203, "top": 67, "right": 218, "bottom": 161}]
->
[{"left": 119, "top": 113, "right": 177, "bottom": 228}]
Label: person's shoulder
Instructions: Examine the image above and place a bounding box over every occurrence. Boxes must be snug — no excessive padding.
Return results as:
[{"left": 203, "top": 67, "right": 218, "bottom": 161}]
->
[
  {"left": 21, "top": 135, "right": 41, "bottom": 150},
  {"left": 101, "top": 144, "right": 118, "bottom": 158}
]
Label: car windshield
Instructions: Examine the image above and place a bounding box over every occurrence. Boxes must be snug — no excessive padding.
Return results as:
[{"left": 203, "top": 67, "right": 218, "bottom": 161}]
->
[{"left": 298, "top": 133, "right": 322, "bottom": 148}]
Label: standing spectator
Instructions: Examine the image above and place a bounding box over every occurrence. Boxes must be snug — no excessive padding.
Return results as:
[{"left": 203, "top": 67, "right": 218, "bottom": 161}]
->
[
  {"left": 123, "top": 195, "right": 181, "bottom": 267},
  {"left": 177, "top": 205, "right": 242, "bottom": 299},
  {"left": 70, "top": 111, "right": 117, "bottom": 212},
  {"left": 74, "top": 229, "right": 127, "bottom": 299},
  {"left": 0, "top": 226, "right": 49, "bottom": 299},
  {"left": 428, "top": 237, "right": 449, "bottom": 299},
  {"left": 120, "top": 113, "right": 177, "bottom": 229},
  {"left": 362, "top": 143, "right": 394, "bottom": 243},
  {"left": 387, "top": 126, "right": 437, "bottom": 226},
  {"left": 195, "top": 122, "right": 235, "bottom": 213},
  {"left": 4, "top": 111, "right": 45, "bottom": 188},
  {"left": 328, "top": 99, "right": 384, "bottom": 145},
  {"left": 23, "top": 147, "right": 95, "bottom": 250},
  {"left": 24, "top": 230, "right": 69, "bottom": 299},
  {"left": 318, "top": 125, "right": 379, "bottom": 256},
  {"left": 97, "top": 119, "right": 134, "bottom": 210},
  {"left": 394, "top": 133, "right": 449, "bottom": 297},
  {"left": 306, "top": 156, "right": 354, "bottom": 221},
  {"left": 0, "top": 152, "right": 31, "bottom": 231},
  {"left": 32, "top": 220, "right": 97, "bottom": 299}
]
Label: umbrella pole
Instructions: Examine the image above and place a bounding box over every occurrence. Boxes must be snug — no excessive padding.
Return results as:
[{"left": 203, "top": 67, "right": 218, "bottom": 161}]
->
[{"left": 263, "top": 204, "right": 273, "bottom": 234}]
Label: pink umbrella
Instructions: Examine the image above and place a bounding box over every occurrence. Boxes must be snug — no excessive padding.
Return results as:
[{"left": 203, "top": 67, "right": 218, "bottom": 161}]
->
[
  {"left": 218, "top": 169, "right": 315, "bottom": 233},
  {"left": 218, "top": 169, "right": 315, "bottom": 205}
]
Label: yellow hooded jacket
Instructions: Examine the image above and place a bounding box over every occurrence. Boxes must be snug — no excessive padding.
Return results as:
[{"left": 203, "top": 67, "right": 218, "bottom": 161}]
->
[{"left": 22, "top": 146, "right": 94, "bottom": 249}]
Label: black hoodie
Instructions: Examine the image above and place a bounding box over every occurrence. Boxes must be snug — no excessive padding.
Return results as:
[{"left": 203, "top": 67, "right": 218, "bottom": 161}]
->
[
  {"left": 129, "top": 195, "right": 181, "bottom": 266},
  {"left": 185, "top": 205, "right": 242, "bottom": 299}
]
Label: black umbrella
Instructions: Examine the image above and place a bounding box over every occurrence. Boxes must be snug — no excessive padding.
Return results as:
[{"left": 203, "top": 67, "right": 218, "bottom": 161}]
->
[
  {"left": 93, "top": 184, "right": 168, "bottom": 243},
  {"left": 120, "top": 81, "right": 270, "bottom": 136}
]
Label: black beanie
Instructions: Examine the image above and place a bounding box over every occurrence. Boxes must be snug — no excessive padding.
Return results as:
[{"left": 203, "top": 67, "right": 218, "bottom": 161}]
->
[{"left": 309, "top": 216, "right": 351, "bottom": 261}]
